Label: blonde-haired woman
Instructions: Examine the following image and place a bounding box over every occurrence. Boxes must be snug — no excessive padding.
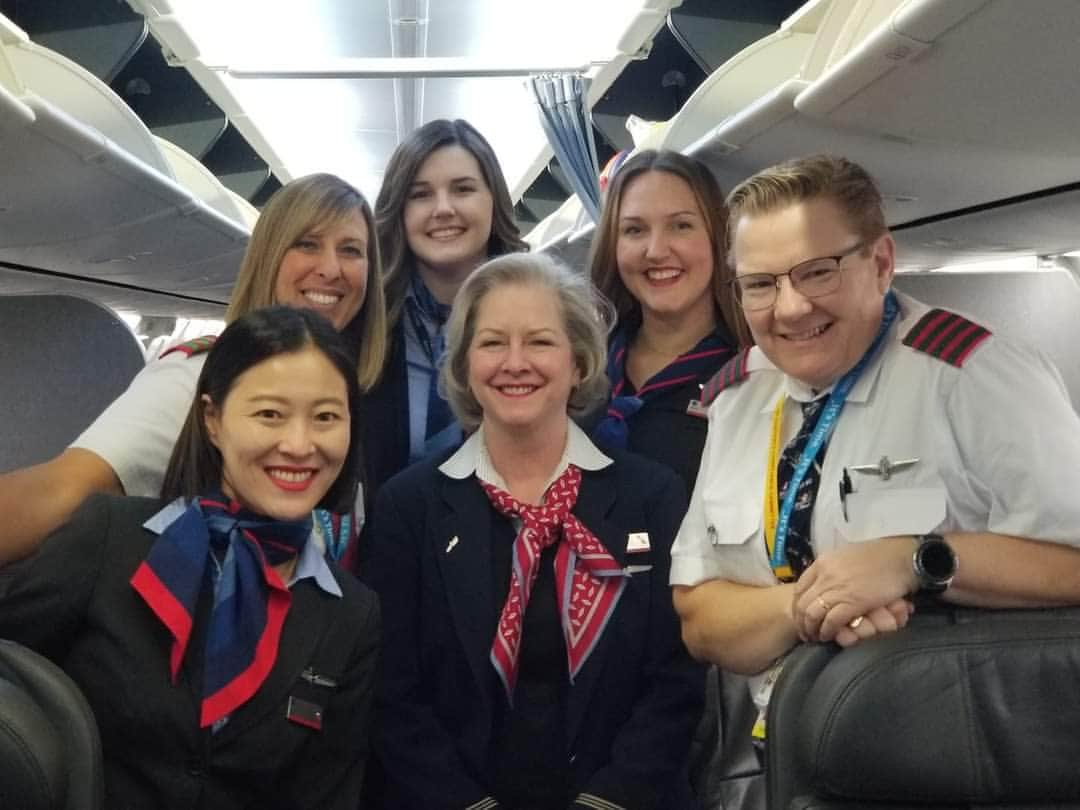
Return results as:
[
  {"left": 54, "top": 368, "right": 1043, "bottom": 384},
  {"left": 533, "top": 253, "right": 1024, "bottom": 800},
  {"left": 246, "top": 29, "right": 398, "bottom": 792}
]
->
[
  {"left": 362, "top": 251, "right": 703, "bottom": 809},
  {"left": 0, "top": 173, "right": 386, "bottom": 569}
]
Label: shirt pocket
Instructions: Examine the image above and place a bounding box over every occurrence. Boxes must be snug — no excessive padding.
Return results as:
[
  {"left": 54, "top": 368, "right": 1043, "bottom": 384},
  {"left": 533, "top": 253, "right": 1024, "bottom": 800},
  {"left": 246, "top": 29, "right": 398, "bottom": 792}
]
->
[
  {"left": 700, "top": 499, "right": 775, "bottom": 585},
  {"left": 703, "top": 501, "right": 761, "bottom": 547},
  {"left": 838, "top": 482, "right": 947, "bottom": 543}
]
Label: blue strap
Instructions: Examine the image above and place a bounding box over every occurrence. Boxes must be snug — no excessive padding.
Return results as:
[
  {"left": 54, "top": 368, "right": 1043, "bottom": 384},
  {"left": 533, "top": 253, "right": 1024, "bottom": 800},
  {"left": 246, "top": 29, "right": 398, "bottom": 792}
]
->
[{"left": 770, "top": 291, "right": 900, "bottom": 570}]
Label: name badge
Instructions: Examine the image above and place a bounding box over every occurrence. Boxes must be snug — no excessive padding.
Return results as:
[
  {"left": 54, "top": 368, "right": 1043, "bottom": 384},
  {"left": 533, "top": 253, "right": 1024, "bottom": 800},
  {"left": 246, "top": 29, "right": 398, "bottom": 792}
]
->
[
  {"left": 287, "top": 696, "right": 324, "bottom": 731},
  {"left": 686, "top": 399, "right": 709, "bottom": 419},
  {"left": 626, "top": 532, "right": 650, "bottom": 553}
]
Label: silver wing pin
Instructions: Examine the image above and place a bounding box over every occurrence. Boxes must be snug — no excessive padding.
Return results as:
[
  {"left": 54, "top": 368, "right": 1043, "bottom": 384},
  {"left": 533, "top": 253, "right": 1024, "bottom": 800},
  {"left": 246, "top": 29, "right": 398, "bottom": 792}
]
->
[{"left": 847, "top": 456, "right": 919, "bottom": 481}]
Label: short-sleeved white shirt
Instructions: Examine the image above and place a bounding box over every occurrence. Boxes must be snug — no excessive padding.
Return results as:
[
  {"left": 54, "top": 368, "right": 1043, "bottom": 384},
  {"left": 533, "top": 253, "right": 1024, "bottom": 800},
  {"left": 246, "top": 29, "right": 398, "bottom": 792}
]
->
[
  {"left": 70, "top": 351, "right": 206, "bottom": 497},
  {"left": 671, "top": 292, "right": 1080, "bottom": 589}
]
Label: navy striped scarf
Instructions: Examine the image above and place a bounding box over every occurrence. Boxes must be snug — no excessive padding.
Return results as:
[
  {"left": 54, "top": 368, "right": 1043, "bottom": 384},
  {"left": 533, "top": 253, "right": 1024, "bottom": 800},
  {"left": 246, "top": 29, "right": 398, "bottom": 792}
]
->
[
  {"left": 130, "top": 495, "right": 312, "bottom": 729},
  {"left": 592, "top": 323, "right": 736, "bottom": 449}
]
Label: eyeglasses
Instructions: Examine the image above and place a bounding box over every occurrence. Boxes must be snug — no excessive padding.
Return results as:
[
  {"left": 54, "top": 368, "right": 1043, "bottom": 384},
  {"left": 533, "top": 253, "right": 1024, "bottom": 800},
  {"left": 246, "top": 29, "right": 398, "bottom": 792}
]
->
[{"left": 730, "top": 241, "right": 867, "bottom": 311}]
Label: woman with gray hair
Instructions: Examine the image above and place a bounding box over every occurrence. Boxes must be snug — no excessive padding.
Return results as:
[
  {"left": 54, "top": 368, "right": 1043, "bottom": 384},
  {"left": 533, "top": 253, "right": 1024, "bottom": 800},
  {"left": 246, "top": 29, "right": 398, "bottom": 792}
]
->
[{"left": 360, "top": 251, "right": 704, "bottom": 809}]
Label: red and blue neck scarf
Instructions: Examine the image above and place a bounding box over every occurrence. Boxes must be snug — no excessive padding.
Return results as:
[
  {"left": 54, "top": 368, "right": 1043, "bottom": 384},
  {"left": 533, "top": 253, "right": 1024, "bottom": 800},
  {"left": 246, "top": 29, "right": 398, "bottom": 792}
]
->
[
  {"left": 130, "top": 496, "right": 312, "bottom": 730},
  {"left": 591, "top": 322, "right": 736, "bottom": 450},
  {"left": 482, "top": 465, "right": 627, "bottom": 702}
]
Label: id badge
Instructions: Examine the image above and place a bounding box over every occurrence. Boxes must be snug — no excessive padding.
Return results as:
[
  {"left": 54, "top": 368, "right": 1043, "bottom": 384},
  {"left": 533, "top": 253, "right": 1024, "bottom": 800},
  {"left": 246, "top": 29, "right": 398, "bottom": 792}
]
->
[{"left": 749, "top": 656, "right": 786, "bottom": 743}]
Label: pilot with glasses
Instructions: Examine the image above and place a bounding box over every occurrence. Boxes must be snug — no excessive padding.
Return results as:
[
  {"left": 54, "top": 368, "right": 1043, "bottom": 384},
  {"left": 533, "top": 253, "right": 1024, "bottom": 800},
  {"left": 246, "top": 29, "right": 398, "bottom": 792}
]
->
[
  {"left": 668, "top": 154, "right": 1080, "bottom": 777},
  {"left": 730, "top": 241, "right": 865, "bottom": 311}
]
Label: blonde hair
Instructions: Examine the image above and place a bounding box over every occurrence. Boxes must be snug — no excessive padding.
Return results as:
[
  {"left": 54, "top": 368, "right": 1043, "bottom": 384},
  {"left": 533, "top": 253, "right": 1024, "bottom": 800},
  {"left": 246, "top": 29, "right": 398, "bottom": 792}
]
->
[
  {"left": 226, "top": 173, "right": 387, "bottom": 390},
  {"left": 588, "top": 149, "right": 750, "bottom": 347},
  {"left": 440, "top": 252, "right": 611, "bottom": 431},
  {"left": 726, "top": 154, "right": 887, "bottom": 264}
]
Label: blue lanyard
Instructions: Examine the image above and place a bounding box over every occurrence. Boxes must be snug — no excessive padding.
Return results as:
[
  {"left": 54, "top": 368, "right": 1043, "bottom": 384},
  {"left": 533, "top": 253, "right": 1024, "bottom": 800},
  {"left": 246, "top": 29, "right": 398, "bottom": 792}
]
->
[
  {"left": 770, "top": 290, "right": 900, "bottom": 570},
  {"left": 315, "top": 509, "right": 351, "bottom": 562}
]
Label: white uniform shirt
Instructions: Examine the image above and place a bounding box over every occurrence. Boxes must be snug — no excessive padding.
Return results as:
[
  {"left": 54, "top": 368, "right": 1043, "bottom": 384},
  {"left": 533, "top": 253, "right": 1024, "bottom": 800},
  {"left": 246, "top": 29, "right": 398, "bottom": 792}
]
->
[
  {"left": 71, "top": 351, "right": 206, "bottom": 497},
  {"left": 672, "top": 291, "right": 1080, "bottom": 589}
]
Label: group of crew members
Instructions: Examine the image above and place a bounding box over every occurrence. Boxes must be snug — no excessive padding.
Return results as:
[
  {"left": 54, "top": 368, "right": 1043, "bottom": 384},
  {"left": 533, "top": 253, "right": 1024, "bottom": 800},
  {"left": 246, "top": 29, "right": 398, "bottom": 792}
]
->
[{"left": 1, "top": 116, "right": 1080, "bottom": 810}]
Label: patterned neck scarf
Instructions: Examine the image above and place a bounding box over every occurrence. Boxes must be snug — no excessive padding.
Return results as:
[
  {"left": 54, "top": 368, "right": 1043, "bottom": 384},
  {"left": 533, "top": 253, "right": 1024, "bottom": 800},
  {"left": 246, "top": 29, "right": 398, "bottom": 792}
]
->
[
  {"left": 481, "top": 464, "right": 627, "bottom": 702},
  {"left": 130, "top": 495, "right": 312, "bottom": 729},
  {"left": 592, "top": 322, "right": 736, "bottom": 449},
  {"left": 406, "top": 274, "right": 456, "bottom": 453}
]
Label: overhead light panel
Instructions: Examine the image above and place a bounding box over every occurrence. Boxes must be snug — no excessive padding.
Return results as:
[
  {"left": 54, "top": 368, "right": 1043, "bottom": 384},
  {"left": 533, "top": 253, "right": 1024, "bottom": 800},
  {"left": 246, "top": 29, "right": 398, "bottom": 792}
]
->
[{"left": 226, "top": 57, "right": 594, "bottom": 80}]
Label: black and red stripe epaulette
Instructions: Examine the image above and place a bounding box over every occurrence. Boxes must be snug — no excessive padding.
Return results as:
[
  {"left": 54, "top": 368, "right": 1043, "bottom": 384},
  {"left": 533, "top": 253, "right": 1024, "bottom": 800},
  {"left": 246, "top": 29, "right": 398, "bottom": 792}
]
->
[
  {"left": 700, "top": 347, "right": 754, "bottom": 406},
  {"left": 161, "top": 335, "right": 217, "bottom": 359},
  {"left": 901, "top": 309, "right": 991, "bottom": 367}
]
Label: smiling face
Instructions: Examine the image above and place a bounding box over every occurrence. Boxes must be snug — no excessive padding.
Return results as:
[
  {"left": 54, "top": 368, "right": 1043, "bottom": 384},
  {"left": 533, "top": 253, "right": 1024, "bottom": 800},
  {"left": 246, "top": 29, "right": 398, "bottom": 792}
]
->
[
  {"left": 403, "top": 144, "right": 495, "bottom": 286},
  {"left": 203, "top": 345, "right": 351, "bottom": 521},
  {"left": 273, "top": 208, "right": 369, "bottom": 330},
  {"left": 732, "top": 197, "right": 894, "bottom": 389},
  {"left": 466, "top": 282, "right": 580, "bottom": 440},
  {"left": 615, "top": 170, "right": 717, "bottom": 327}
]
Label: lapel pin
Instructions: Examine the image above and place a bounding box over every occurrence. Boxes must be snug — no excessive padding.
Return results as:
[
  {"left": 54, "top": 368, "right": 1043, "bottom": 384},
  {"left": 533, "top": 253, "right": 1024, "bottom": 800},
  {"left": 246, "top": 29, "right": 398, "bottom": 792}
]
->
[
  {"left": 446, "top": 535, "right": 459, "bottom": 553},
  {"left": 848, "top": 456, "right": 919, "bottom": 481},
  {"left": 707, "top": 525, "right": 719, "bottom": 546},
  {"left": 626, "top": 532, "right": 650, "bottom": 553}
]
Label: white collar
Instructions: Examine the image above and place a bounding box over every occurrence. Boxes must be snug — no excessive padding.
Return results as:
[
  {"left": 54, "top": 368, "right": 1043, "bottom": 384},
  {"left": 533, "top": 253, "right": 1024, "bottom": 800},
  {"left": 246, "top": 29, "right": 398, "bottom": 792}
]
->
[{"left": 439, "top": 421, "right": 612, "bottom": 491}]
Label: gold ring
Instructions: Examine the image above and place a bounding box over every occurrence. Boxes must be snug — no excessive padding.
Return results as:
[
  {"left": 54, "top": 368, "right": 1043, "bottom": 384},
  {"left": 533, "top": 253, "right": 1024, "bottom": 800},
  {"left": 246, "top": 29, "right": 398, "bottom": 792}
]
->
[
  {"left": 848, "top": 616, "right": 864, "bottom": 630},
  {"left": 816, "top": 596, "right": 830, "bottom": 612}
]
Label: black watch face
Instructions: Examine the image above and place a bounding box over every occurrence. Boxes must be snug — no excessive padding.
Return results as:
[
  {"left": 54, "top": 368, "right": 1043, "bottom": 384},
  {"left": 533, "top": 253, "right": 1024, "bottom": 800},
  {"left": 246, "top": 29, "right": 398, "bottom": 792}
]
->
[{"left": 921, "top": 539, "right": 955, "bottom": 580}]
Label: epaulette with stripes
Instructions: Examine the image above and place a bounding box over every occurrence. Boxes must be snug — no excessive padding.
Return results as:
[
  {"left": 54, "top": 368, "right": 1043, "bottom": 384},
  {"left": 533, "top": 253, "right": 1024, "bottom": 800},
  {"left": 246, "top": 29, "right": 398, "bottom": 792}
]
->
[
  {"left": 160, "top": 335, "right": 217, "bottom": 359},
  {"left": 700, "top": 347, "right": 753, "bottom": 406},
  {"left": 901, "top": 309, "right": 991, "bottom": 367}
]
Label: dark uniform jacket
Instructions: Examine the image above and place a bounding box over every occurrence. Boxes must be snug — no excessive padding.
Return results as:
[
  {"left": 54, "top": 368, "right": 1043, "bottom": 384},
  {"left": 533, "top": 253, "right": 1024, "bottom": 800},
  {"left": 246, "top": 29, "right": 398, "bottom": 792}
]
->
[
  {"left": 0, "top": 494, "right": 380, "bottom": 810},
  {"left": 360, "top": 449, "right": 704, "bottom": 809}
]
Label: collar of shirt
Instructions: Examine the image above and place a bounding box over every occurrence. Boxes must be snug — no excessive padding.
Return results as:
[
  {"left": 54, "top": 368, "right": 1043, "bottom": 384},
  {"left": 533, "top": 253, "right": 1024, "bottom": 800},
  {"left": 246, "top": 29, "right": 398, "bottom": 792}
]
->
[
  {"left": 439, "top": 421, "right": 612, "bottom": 491},
  {"left": 143, "top": 499, "right": 342, "bottom": 597}
]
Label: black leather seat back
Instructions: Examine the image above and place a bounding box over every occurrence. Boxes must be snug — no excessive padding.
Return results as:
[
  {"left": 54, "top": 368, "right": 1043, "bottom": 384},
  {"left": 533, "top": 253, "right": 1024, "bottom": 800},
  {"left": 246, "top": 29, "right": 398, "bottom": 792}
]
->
[
  {"left": 0, "top": 639, "right": 104, "bottom": 810},
  {"left": 768, "top": 608, "right": 1080, "bottom": 810}
]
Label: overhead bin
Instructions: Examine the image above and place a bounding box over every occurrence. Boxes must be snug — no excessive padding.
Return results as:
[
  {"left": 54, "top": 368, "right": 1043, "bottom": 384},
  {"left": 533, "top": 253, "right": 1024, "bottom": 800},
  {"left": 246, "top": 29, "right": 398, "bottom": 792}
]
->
[
  {"left": 533, "top": 0, "right": 1080, "bottom": 271},
  {"left": 155, "top": 135, "right": 259, "bottom": 228},
  {"left": 1, "top": 30, "right": 174, "bottom": 178},
  {"left": 657, "top": 0, "right": 859, "bottom": 154},
  {"left": 0, "top": 14, "right": 248, "bottom": 315},
  {"left": 529, "top": 0, "right": 864, "bottom": 253},
  {"left": 698, "top": 0, "right": 1080, "bottom": 227}
]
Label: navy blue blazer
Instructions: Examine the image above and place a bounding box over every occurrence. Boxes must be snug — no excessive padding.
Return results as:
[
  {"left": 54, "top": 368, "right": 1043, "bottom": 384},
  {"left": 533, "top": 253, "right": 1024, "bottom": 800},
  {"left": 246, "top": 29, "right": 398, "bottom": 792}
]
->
[
  {"left": 358, "top": 318, "right": 410, "bottom": 505},
  {"left": 360, "top": 447, "right": 704, "bottom": 809}
]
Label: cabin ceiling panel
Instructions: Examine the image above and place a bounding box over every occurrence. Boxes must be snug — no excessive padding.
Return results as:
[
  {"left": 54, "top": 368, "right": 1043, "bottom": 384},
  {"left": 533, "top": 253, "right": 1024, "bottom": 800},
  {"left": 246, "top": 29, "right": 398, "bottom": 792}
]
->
[{"left": 133, "top": 0, "right": 672, "bottom": 201}]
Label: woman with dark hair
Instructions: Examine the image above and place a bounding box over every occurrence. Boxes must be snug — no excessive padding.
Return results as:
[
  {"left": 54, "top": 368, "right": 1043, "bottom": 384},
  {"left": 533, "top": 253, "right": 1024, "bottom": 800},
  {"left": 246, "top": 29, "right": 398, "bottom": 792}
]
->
[
  {"left": 588, "top": 150, "right": 755, "bottom": 809},
  {"left": 362, "top": 252, "right": 703, "bottom": 809},
  {"left": 589, "top": 149, "right": 750, "bottom": 491},
  {"left": 362, "top": 118, "right": 528, "bottom": 496},
  {"left": 0, "top": 173, "right": 385, "bottom": 570},
  {"left": 0, "top": 306, "right": 380, "bottom": 810}
]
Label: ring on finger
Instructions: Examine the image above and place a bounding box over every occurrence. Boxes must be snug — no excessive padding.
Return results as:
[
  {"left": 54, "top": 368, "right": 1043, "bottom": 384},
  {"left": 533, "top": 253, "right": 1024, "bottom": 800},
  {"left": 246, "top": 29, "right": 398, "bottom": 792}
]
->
[
  {"left": 848, "top": 616, "right": 864, "bottom": 630},
  {"left": 817, "top": 596, "right": 831, "bottom": 612}
]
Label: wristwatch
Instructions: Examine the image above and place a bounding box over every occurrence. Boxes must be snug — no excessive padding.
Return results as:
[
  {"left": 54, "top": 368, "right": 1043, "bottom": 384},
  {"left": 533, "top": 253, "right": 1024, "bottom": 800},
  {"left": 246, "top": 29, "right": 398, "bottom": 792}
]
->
[{"left": 912, "top": 533, "right": 957, "bottom": 593}]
